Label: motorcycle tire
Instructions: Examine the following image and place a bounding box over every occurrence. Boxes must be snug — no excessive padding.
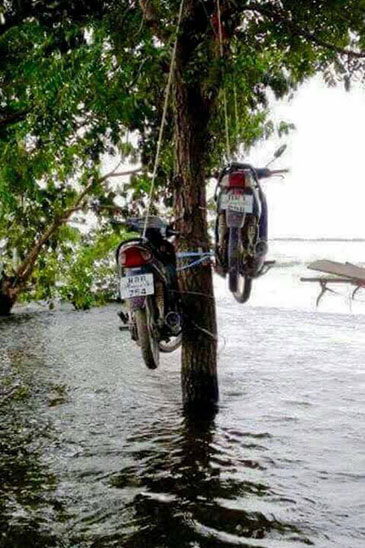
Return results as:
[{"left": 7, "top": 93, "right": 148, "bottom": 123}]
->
[
  {"left": 233, "top": 275, "right": 252, "bottom": 303},
  {"left": 159, "top": 333, "right": 182, "bottom": 353},
  {"left": 228, "top": 227, "right": 240, "bottom": 293},
  {"left": 135, "top": 303, "right": 160, "bottom": 369},
  {"left": 228, "top": 227, "right": 253, "bottom": 303}
]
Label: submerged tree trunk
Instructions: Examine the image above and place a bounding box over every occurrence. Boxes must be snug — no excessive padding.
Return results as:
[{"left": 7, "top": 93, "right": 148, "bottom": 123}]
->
[
  {"left": 0, "top": 276, "right": 18, "bottom": 315},
  {"left": 173, "top": 12, "right": 219, "bottom": 410}
]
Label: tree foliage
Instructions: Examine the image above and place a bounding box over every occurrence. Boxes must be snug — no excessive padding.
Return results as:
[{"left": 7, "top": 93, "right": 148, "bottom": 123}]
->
[{"left": 0, "top": 0, "right": 364, "bottom": 313}]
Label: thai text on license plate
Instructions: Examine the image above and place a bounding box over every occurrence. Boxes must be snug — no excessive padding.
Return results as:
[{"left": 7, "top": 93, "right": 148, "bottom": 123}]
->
[
  {"left": 220, "top": 193, "right": 253, "bottom": 213},
  {"left": 120, "top": 273, "right": 154, "bottom": 299}
]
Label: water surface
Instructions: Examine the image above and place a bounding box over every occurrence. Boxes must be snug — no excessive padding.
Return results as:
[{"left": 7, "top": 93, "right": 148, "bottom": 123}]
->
[{"left": 1, "top": 241, "right": 365, "bottom": 547}]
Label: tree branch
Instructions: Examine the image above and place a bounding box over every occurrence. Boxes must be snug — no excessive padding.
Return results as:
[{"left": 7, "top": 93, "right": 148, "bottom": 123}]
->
[
  {"left": 244, "top": 3, "right": 365, "bottom": 59},
  {"left": 138, "top": 0, "right": 169, "bottom": 41},
  {"left": 12, "top": 163, "right": 142, "bottom": 288},
  {"left": 14, "top": 175, "right": 98, "bottom": 286},
  {"left": 100, "top": 167, "right": 142, "bottom": 181},
  {"left": 91, "top": 204, "right": 124, "bottom": 213},
  {"left": 0, "top": 110, "right": 29, "bottom": 129}
]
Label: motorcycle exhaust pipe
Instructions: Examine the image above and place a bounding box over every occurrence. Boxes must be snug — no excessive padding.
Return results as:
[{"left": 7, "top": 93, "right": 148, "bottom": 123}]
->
[
  {"left": 165, "top": 311, "right": 182, "bottom": 335},
  {"left": 254, "top": 240, "right": 268, "bottom": 257}
]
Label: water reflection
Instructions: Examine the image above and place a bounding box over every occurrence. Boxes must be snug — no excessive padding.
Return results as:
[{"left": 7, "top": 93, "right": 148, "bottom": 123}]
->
[
  {"left": 112, "top": 414, "right": 308, "bottom": 547},
  {"left": 0, "top": 314, "right": 66, "bottom": 547}
]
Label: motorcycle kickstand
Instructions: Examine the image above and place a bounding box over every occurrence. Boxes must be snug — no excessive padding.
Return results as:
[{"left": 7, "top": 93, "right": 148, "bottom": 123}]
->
[{"left": 118, "top": 309, "right": 130, "bottom": 330}]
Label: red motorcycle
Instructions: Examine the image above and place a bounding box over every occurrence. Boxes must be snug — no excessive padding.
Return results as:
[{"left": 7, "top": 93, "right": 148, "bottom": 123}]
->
[{"left": 117, "top": 217, "right": 182, "bottom": 369}]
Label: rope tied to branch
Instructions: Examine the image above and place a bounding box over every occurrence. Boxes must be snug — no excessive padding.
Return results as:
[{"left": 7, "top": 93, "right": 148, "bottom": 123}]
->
[
  {"left": 142, "top": 0, "right": 185, "bottom": 238},
  {"left": 217, "top": 0, "right": 231, "bottom": 161}
]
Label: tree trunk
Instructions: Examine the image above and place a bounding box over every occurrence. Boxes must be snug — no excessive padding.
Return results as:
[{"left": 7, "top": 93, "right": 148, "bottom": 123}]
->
[
  {"left": 0, "top": 178, "right": 96, "bottom": 316},
  {"left": 173, "top": 17, "right": 219, "bottom": 411},
  {"left": 0, "top": 276, "right": 18, "bottom": 315},
  {"left": 0, "top": 217, "right": 65, "bottom": 316}
]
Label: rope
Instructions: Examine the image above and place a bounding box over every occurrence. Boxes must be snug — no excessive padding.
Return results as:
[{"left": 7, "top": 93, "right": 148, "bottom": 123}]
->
[
  {"left": 170, "top": 289, "right": 216, "bottom": 300},
  {"left": 192, "top": 320, "right": 227, "bottom": 356},
  {"left": 234, "top": 84, "right": 239, "bottom": 143},
  {"left": 217, "top": 0, "right": 231, "bottom": 160},
  {"left": 199, "top": 0, "right": 218, "bottom": 37},
  {"left": 177, "top": 251, "right": 214, "bottom": 258},
  {"left": 142, "top": 0, "right": 185, "bottom": 238},
  {"left": 178, "top": 256, "right": 212, "bottom": 271},
  {"left": 176, "top": 251, "right": 214, "bottom": 272}
]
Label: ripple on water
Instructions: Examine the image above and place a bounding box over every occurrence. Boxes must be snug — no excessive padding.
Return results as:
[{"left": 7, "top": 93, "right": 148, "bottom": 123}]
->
[{"left": 1, "top": 305, "right": 365, "bottom": 546}]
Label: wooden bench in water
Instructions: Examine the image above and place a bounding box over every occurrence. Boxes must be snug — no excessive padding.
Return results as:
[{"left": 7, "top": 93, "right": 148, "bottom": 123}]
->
[{"left": 301, "top": 260, "right": 365, "bottom": 305}]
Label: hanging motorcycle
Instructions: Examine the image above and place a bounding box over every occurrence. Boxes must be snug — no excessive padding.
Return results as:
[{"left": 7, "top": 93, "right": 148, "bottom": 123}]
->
[
  {"left": 214, "top": 146, "right": 288, "bottom": 303},
  {"left": 117, "top": 216, "right": 182, "bottom": 369}
]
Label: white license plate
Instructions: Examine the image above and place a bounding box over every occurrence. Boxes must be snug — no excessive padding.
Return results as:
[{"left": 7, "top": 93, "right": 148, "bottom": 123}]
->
[
  {"left": 220, "top": 193, "right": 253, "bottom": 213},
  {"left": 120, "top": 273, "right": 154, "bottom": 298}
]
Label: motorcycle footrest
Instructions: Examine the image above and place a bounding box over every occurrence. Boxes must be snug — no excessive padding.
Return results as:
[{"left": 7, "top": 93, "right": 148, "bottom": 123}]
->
[
  {"left": 254, "top": 260, "right": 276, "bottom": 278},
  {"left": 118, "top": 311, "right": 129, "bottom": 324}
]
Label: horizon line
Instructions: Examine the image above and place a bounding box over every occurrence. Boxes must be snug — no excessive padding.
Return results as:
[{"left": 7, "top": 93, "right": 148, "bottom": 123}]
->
[{"left": 271, "top": 237, "right": 365, "bottom": 242}]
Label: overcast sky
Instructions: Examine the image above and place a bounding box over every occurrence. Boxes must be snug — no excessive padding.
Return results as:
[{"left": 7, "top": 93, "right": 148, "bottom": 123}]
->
[
  {"left": 249, "top": 76, "right": 365, "bottom": 240},
  {"left": 107, "top": 76, "right": 365, "bottom": 240}
]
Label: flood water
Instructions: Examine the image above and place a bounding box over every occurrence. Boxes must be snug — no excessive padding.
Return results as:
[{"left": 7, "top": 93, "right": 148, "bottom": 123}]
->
[{"left": 1, "top": 241, "right": 365, "bottom": 547}]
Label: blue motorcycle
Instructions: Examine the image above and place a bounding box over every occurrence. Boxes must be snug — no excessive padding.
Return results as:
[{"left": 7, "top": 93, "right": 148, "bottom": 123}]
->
[{"left": 215, "top": 147, "right": 288, "bottom": 303}]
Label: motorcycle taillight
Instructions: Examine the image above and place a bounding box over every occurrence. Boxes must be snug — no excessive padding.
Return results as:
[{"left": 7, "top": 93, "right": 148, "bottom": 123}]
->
[
  {"left": 229, "top": 171, "right": 246, "bottom": 188},
  {"left": 119, "top": 246, "right": 152, "bottom": 267},
  {"left": 220, "top": 171, "right": 247, "bottom": 188}
]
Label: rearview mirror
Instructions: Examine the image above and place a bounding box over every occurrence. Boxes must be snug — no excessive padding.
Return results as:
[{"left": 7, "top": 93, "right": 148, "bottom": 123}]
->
[{"left": 274, "top": 144, "right": 287, "bottom": 159}]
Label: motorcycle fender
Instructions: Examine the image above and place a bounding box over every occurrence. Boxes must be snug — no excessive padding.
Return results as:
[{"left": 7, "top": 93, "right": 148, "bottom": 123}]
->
[
  {"left": 226, "top": 208, "right": 246, "bottom": 228},
  {"left": 128, "top": 295, "right": 147, "bottom": 310}
]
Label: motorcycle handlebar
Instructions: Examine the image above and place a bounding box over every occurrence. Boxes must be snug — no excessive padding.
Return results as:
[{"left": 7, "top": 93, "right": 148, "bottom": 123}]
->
[
  {"left": 214, "top": 165, "right": 289, "bottom": 181},
  {"left": 256, "top": 168, "right": 289, "bottom": 179},
  {"left": 269, "top": 168, "right": 289, "bottom": 175}
]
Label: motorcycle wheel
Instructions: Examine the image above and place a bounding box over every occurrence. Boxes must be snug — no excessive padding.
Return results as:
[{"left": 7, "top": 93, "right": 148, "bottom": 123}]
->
[
  {"left": 159, "top": 333, "right": 182, "bottom": 353},
  {"left": 228, "top": 227, "right": 240, "bottom": 293},
  {"left": 228, "top": 226, "right": 253, "bottom": 303},
  {"left": 233, "top": 274, "right": 252, "bottom": 303},
  {"left": 135, "top": 302, "right": 160, "bottom": 369}
]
